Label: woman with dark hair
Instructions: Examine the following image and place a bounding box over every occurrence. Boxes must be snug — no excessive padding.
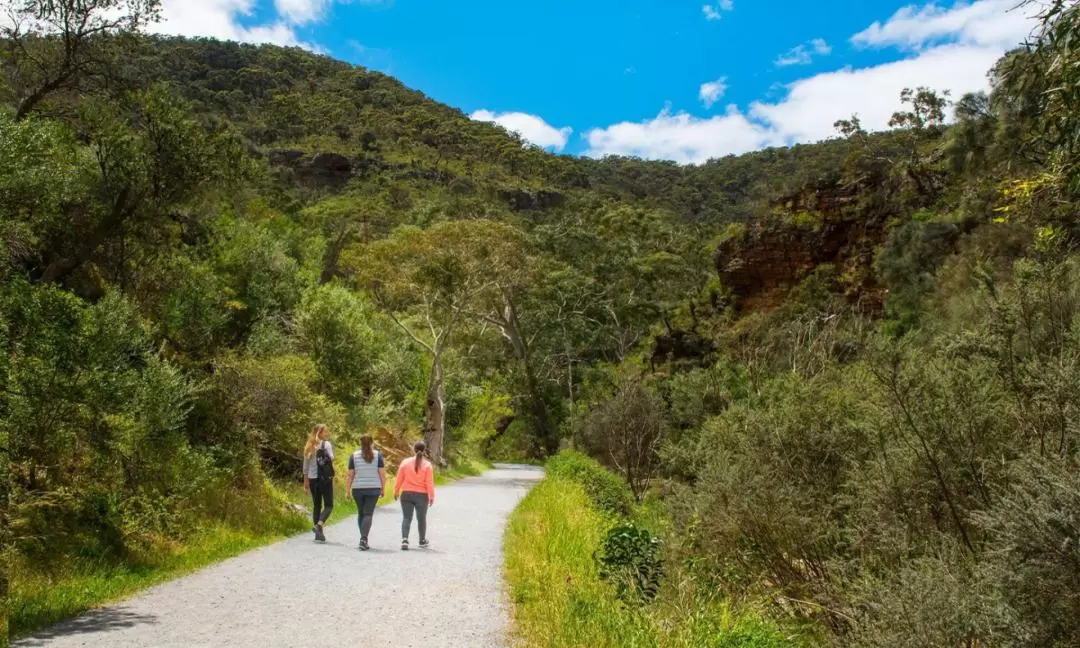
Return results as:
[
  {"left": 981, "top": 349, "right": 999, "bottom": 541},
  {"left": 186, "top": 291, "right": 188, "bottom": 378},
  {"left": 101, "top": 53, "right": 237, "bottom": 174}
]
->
[
  {"left": 345, "top": 433, "right": 386, "bottom": 551},
  {"left": 393, "top": 440, "right": 436, "bottom": 551}
]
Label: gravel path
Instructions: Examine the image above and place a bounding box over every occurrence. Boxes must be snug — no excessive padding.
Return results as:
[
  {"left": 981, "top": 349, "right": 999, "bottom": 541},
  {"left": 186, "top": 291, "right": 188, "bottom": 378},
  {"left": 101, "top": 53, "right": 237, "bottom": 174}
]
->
[{"left": 16, "top": 464, "right": 543, "bottom": 648}]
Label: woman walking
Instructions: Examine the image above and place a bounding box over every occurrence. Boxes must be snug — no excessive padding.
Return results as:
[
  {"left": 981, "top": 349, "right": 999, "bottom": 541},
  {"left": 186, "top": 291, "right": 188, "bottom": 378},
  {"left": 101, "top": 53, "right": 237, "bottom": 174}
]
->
[
  {"left": 393, "top": 441, "right": 435, "bottom": 551},
  {"left": 345, "top": 434, "right": 386, "bottom": 551},
  {"left": 303, "top": 423, "right": 335, "bottom": 543}
]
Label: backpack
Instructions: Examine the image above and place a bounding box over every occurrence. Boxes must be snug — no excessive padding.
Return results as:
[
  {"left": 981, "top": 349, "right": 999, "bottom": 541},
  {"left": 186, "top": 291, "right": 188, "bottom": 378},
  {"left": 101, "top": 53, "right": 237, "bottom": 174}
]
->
[{"left": 315, "top": 441, "right": 335, "bottom": 481}]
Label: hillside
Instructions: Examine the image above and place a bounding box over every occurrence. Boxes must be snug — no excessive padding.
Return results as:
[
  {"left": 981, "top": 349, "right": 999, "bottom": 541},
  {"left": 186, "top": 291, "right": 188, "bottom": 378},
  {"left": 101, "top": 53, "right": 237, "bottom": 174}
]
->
[{"left": 4, "top": 1, "right": 1080, "bottom": 645}]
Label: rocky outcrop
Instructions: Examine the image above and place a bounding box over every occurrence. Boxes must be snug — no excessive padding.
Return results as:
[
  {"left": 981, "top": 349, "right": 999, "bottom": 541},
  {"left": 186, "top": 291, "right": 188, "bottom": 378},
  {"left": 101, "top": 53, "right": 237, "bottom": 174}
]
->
[
  {"left": 497, "top": 188, "right": 566, "bottom": 212},
  {"left": 267, "top": 150, "right": 352, "bottom": 187},
  {"left": 650, "top": 329, "right": 717, "bottom": 371},
  {"left": 716, "top": 182, "right": 889, "bottom": 315}
]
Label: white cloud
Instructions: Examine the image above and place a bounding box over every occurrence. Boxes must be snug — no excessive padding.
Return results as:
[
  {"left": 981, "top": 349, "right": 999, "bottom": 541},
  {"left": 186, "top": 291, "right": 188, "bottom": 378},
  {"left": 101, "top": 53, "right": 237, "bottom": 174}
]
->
[
  {"left": 703, "top": 0, "right": 733, "bottom": 21},
  {"left": 699, "top": 77, "right": 728, "bottom": 108},
  {"left": 584, "top": 106, "right": 779, "bottom": 164},
  {"left": 776, "top": 38, "right": 832, "bottom": 66},
  {"left": 776, "top": 45, "right": 813, "bottom": 66},
  {"left": 275, "top": 0, "right": 330, "bottom": 25},
  {"left": 811, "top": 38, "right": 833, "bottom": 55},
  {"left": 751, "top": 43, "right": 1007, "bottom": 144},
  {"left": 470, "top": 110, "right": 573, "bottom": 151},
  {"left": 852, "top": 0, "right": 1037, "bottom": 50},
  {"left": 155, "top": 0, "right": 323, "bottom": 50},
  {"left": 585, "top": 0, "right": 1041, "bottom": 164}
]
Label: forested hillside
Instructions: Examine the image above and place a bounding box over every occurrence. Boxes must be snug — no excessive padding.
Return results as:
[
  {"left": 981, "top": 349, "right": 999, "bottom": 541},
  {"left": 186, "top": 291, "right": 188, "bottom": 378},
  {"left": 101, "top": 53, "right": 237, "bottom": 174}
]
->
[{"left": 3, "top": 0, "right": 1080, "bottom": 645}]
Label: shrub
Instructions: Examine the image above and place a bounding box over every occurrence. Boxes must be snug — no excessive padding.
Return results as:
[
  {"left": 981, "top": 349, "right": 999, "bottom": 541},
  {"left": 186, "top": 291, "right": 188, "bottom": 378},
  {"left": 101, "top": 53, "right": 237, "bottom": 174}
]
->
[
  {"left": 576, "top": 381, "right": 666, "bottom": 500},
  {"left": 547, "top": 451, "right": 634, "bottom": 516},
  {"left": 975, "top": 456, "right": 1080, "bottom": 647},
  {"left": 595, "top": 523, "right": 663, "bottom": 604}
]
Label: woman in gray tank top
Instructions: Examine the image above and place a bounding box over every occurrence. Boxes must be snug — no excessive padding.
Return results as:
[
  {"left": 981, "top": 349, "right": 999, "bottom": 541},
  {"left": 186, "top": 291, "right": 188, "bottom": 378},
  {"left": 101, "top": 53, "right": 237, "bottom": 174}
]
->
[{"left": 345, "top": 434, "right": 386, "bottom": 551}]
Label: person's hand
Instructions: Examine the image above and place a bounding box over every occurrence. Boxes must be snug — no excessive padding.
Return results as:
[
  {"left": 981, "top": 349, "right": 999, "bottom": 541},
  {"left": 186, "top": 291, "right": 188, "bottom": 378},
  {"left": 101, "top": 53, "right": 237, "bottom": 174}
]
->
[
  {"left": 429, "top": 500, "right": 435, "bottom": 508},
  {"left": 393, "top": 494, "right": 399, "bottom": 501},
  {"left": 304, "top": 484, "right": 310, "bottom": 494}
]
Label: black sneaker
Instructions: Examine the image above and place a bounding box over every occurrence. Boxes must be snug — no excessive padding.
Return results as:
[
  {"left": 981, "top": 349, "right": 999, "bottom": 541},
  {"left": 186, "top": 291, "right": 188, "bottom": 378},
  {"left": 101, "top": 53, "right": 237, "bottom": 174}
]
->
[
  {"left": 419, "top": 539, "right": 430, "bottom": 549},
  {"left": 314, "top": 525, "right": 326, "bottom": 543},
  {"left": 401, "top": 538, "right": 409, "bottom": 551},
  {"left": 358, "top": 538, "right": 369, "bottom": 551}
]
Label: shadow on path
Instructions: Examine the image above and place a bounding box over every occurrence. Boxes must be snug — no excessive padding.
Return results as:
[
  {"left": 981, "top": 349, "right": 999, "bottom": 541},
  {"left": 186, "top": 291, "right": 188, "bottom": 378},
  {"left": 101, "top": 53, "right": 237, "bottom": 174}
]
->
[{"left": 16, "top": 608, "right": 158, "bottom": 646}]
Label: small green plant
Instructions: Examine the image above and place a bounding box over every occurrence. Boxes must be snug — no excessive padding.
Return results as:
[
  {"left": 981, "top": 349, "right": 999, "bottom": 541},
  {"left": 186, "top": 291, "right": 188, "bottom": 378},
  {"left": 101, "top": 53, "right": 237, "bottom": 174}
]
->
[{"left": 595, "top": 523, "right": 663, "bottom": 604}]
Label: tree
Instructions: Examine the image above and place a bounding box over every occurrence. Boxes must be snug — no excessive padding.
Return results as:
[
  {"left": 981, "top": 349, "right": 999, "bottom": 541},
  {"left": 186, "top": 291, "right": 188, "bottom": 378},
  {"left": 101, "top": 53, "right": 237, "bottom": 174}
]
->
[
  {"left": 25, "top": 86, "right": 248, "bottom": 287},
  {"left": 350, "top": 219, "right": 526, "bottom": 463},
  {"left": 888, "top": 87, "right": 950, "bottom": 197},
  {"left": 1, "top": 0, "right": 161, "bottom": 120}
]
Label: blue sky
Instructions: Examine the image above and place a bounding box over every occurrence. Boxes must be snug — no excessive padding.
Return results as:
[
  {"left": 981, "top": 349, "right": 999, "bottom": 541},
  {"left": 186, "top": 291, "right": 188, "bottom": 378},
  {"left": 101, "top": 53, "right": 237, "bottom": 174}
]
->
[{"left": 157, "top": 0, "right": 1040, "bottom": 163}]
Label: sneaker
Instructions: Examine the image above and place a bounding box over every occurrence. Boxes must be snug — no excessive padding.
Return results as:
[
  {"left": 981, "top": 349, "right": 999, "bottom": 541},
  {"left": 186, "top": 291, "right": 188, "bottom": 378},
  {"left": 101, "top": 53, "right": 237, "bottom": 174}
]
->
[
  {"left": 401, "top": 538, "right": 409, "bottom": 551},
  {"left": 419, "top": 539, "right": 430, "bottom": 549},
  {"left": 358, "top": 539, "right": 369, "bottom": 551},
  {"left": 314, "top": 524, "right": 326, "bottom": 543}
]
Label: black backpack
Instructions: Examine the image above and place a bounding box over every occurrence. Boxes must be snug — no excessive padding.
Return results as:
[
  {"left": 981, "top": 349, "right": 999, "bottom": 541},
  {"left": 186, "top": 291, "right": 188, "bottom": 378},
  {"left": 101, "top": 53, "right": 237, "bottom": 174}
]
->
[{"left": 315, "top": 441, "right": 335, "bottom": 481}]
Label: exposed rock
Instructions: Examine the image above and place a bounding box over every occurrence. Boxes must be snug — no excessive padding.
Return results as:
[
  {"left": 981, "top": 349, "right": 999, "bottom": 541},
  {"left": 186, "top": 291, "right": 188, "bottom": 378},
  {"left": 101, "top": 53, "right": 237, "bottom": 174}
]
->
[
  {"left": 268, "top": 149, "right": 304, "bottom": 166},
  {"left": 650, "top": 329, "right": 717, "bottom": 371},
  {"left": 266, "top": 150, "right": 353, "bottom": 187},
  {"left": 497, "top": 188, "right": 566, "bottom": 212},
  {"left": 716, "top": 182, "right": 888, "bottom": 315}
]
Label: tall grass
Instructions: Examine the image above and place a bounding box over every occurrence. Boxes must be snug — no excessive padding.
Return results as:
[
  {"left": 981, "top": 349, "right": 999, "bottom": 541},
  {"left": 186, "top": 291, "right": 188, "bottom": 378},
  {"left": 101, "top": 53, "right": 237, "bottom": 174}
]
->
[{"left": 504, "top": 456, "right": 805, "bottom": 648}]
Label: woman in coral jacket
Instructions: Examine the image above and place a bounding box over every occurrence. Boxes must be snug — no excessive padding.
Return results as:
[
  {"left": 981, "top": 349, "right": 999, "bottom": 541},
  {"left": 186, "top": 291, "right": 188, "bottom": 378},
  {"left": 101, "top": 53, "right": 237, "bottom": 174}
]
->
[{"left": 393, "top": 440, "right": 436, "bottom": 550}]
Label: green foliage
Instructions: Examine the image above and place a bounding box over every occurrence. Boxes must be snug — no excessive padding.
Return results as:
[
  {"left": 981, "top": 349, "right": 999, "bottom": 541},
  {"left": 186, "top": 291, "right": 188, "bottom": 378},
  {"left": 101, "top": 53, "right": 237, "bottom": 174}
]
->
[
  {"left": 4, "top": 3, "right": 1080, "bottom": 641},
  {"left": 595, "top": 523, "right": 663, "bottom": 604},
  {"left": 505, "top": 474, "right": 801, "bottom": 648},
  {"left": 295, "top": 284, "right": 381, "bottom": 404},
  {"left": 547, "top": 451, "right": 635, "bottom": 516}
]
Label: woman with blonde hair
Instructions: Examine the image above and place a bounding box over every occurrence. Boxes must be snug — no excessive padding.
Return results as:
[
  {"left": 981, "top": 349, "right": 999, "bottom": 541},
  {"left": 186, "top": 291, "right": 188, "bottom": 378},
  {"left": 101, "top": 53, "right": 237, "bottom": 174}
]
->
[{"left": 302, "top": 423, "right": 335, "bottom": 543}]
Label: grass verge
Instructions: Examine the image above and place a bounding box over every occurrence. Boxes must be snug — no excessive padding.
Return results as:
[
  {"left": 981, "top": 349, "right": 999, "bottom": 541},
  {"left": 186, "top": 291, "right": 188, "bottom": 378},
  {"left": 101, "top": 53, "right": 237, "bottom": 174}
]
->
[
  {"left": 504, "top": 452, "right": 806, "bottom": 648},
  {"left": 9, "top": 485, "right": 307, "bottom": 639},
  {"left": 10, "top": 458, "right": 491, "bottom": 640}
]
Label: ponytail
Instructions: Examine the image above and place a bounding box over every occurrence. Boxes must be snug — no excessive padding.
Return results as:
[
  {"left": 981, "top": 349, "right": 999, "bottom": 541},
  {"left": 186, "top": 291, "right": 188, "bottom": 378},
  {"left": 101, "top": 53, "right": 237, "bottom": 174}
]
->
[
  {"left": 413, "top": 441, "right": 426, "bottom": 474},
  {"left": 361, "top": 434, "right": 375, "bottom": 464}
]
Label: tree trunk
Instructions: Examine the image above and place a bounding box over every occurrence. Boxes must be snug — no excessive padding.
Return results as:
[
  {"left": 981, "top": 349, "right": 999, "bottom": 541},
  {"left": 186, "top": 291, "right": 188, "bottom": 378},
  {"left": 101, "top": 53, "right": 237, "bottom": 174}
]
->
[
  {"left": 493, "top": 298, "right": 557, "bottom": 457},
  {"left": 423, "top": 356, "right": 447, "bottom": 465},
  {"left": 318, "top": 225, "right": 353, "bottom": 285},
  {"left": 38, "top": 188, "right": 133, "bottom": 284}
]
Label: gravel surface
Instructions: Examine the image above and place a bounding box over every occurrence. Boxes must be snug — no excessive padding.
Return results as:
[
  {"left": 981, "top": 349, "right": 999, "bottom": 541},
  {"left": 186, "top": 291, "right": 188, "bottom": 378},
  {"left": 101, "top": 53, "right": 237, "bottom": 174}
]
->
[{"left": 16, "top": 464, "right": 543, "bottom": 648}]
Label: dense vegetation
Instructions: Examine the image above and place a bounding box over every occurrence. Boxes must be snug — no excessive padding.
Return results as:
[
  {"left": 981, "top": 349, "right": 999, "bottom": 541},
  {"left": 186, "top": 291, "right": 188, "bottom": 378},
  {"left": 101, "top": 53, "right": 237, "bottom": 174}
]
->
[
  {"left": 3, "top": 0, "right": 1080, "bottom": 645},
  {"left": 505, "top": 451, "right": 804, "bottom": 647}
]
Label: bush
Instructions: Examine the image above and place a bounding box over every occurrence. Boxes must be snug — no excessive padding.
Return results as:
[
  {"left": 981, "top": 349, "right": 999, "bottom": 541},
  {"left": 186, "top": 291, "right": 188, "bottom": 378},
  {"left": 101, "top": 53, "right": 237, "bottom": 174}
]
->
[
  {"left": 595, "top": 523, "right": 663, "bottom": 604},
  {"left": 976, "top": 456, "right": 1080, "bottom": 647},
  {"left": 547, "top": 451, "right": 634, "bottom": 516},
  {"left": 576, "top": 381, "right": 666, "bottom": 500}
]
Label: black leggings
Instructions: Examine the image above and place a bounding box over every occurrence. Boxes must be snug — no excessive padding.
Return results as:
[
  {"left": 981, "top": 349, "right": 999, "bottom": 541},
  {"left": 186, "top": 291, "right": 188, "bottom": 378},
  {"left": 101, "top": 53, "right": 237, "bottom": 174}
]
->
[
  {"left": 311, "top": 479, "right": 334, "bottom": 526},
  {"left": 353, "top": 489, "right": 380, "bottom": 540},
  {"left": 400, "top": 491, "right": 429, "bottom": 541}
]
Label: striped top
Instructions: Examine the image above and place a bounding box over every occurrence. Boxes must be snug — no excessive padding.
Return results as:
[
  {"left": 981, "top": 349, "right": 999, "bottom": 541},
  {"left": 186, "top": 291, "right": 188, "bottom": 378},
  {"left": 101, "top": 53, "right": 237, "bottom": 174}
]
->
[{"left": 348, "top": 450, "right": 384, "bottom": 490}]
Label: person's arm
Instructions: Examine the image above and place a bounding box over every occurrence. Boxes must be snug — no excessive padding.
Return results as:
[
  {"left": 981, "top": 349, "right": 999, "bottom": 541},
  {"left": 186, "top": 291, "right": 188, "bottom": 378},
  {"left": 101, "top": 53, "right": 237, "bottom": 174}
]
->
[
  {"left": 378, "top": 453, "right": 387, "bottom": 498},
  {"left": 303, "top": 455, "right": 310, "bottom": 493},
  {"left": 346, "top": 453, "right": 355, "bottom": 491},
  {"left": 426, "top": 464, "right": 436, "bottom": 506},
  {"left": 393, "top": 459, "right": 406, "bottom": 500}
]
